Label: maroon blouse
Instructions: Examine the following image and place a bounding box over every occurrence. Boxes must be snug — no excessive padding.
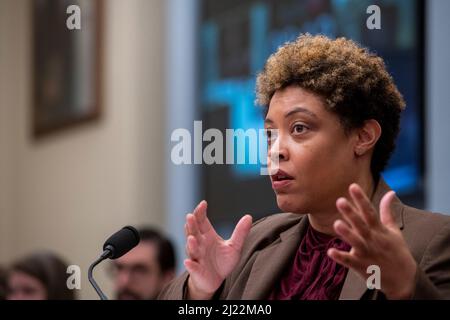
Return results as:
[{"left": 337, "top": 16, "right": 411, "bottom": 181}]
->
[{"left": 269, "top": 224, "right": 351, "bottom": 300}]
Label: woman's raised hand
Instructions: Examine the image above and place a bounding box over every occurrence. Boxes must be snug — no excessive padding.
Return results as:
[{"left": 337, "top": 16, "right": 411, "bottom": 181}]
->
[
  {"left": 184, "top": 201, "right": 253, "bottom": 299},
  {"left": 328, "top": 184, "right": 417, "bottom": 299}
]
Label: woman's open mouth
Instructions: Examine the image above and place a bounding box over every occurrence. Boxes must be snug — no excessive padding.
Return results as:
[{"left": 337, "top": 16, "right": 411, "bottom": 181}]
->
[{"left": 270, "top": 169, "right": 294, "bottom": 191}]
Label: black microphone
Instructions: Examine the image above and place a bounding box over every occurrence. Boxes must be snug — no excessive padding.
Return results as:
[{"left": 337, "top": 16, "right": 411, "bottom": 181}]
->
[{"left": 88, "top": 226, "right": 140, "bottom": 300}]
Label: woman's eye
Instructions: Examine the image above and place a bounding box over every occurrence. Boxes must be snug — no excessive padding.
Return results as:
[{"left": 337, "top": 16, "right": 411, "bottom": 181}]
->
[{"left": 292, "top": 124, "right": 307, "bottom": 134}]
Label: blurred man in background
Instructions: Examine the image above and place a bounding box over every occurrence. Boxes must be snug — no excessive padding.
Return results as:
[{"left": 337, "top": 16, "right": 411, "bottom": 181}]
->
[{"left": 111, "top": 227, "right": 176, "bottom": 300}]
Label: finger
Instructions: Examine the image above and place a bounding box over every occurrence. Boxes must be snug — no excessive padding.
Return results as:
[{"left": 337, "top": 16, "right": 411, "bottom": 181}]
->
[
  {"left": 193, "top": 200, "right": 207, "bottom": 222},
  {"left": 335, "top": 197, "right": 358, "bottom": 227},
  {"left": 194, "top": 201, "right": 214, "bottom": 234},
  {"left": 186, "top": 213, "right": 200, "bottom": 236},
  {"left": 229, "top": 215, "right": 253, "bottom": 251},
  {"left": 184, "top": 223, "right": 188, "bottom": 238},
  {"left": 380, "top": 191, "right": 397, "bottom": 228},
  {"left": 349, "top": 183, "right": 379, "bottom": 227},
  {"left": 184, "top": 259, "right": 203, "bottom": 276},
  {"left": 336, "top": 197, "right": 370, "bottom": 239},
  {"left": 186, "top": 235, "right": 201, "bottom": 261},
  {"left": 327, "top": 248, "right": 364, "bottom": 271},
  {"left": 333, "top": 219, "right": 368, "bottom": 254}
]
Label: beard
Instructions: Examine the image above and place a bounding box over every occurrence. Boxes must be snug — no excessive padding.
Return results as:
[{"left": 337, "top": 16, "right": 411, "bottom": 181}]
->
[{"left": 116, "top": 288, "right": 143, "bottom": 300}]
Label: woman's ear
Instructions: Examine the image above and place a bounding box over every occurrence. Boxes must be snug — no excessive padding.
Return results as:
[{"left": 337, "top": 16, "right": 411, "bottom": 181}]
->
[{"left": 354, "top": 119, "right": 382, "bottom": 156}]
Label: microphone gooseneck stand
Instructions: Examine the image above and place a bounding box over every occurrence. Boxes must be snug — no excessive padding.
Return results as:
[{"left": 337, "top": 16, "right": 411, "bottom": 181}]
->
[{"left": 88, "top": 248, "right": 113, "bottom": 300}]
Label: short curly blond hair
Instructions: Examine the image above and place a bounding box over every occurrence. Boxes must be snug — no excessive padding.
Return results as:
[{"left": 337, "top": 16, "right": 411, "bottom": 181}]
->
[{"left": 256, "top": 34, "right": 406, "bottom": 177}]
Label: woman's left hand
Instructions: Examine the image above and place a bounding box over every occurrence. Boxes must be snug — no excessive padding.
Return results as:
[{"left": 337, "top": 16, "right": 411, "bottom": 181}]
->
[{"left": 327, "top": 183, "right": 417, "bottom": 299}]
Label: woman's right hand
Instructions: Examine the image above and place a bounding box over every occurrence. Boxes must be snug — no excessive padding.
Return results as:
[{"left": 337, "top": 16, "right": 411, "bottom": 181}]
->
[{"left": 184, "top": 200, "right": 253, "bottom": 299}]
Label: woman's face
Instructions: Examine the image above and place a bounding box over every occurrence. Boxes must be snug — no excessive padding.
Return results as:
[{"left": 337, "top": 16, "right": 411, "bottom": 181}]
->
[
  {"left": 7, "top": 271, "right": 47, "bottom": 300},
  {"left": 265, "top": 85, "right": 359, "bottom": 215}
]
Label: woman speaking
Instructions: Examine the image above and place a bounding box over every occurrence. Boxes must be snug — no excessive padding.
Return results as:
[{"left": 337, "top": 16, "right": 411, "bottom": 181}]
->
[{"left": 159, "top": 34, "right": 450, "bottom": 300}]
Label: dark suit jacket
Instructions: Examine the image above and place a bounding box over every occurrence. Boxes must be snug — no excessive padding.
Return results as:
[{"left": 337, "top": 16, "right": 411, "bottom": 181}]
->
[{"left": 158, "top": 179, "right": 450, "bottom": 300}]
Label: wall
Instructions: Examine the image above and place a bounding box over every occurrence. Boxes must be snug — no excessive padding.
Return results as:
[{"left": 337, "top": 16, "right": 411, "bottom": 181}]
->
[
  {"left": 0, "top": 0, "right": 17, "bottom": 266},
  {"left": 0, "top": 0, "right": 166, "bottom": 299}
]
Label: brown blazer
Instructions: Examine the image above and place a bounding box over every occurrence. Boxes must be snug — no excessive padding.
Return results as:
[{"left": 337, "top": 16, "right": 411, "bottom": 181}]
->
[{"left": 158, "top": 179, "right": 450, "bottom": 300}]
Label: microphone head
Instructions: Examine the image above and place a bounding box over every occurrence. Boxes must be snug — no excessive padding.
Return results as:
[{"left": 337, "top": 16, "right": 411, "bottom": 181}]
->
[{"left": 103, "top": 226, "right": 140, "bottom": 259}]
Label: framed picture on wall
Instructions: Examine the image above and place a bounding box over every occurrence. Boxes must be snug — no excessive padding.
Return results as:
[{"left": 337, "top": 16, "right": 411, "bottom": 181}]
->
[{"left": 32, "top": 0, "right": 103, "bottom": 137}]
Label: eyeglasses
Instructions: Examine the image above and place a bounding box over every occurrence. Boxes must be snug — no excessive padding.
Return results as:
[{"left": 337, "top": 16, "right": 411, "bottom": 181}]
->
[{"left": 107, "top": 262, "right": 154, "bottom": 280}]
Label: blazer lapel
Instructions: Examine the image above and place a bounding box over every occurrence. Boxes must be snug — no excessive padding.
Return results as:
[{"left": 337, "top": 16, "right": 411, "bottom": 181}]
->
[
  {"left": 242, "top": 216, "right": 309, "bottom": 299},
  {"left": 339, "top": 178, "right": 405, "bottom": 299},
  {"left": 370, "top": 178, "right": 404, "bottom": 230}
]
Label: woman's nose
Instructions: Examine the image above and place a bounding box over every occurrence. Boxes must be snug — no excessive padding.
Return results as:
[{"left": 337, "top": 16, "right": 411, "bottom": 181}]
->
[{"left": 268, "top": 136, "right": 289, "bottom": 162}]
